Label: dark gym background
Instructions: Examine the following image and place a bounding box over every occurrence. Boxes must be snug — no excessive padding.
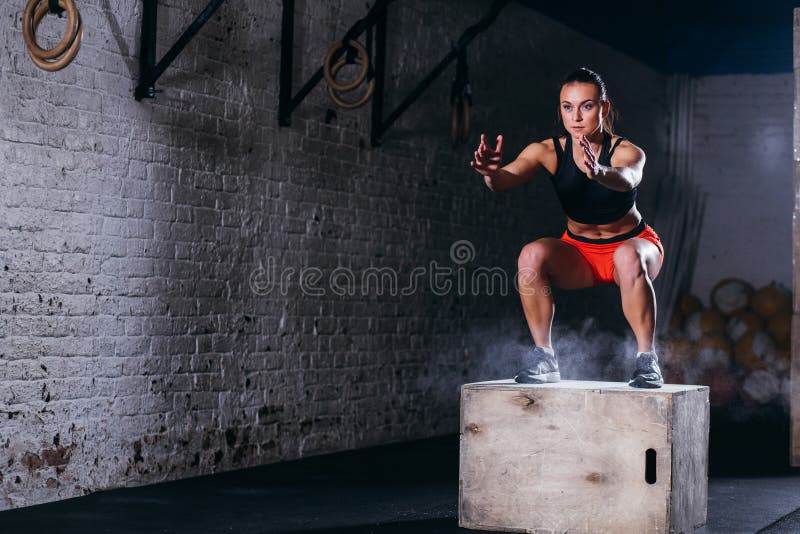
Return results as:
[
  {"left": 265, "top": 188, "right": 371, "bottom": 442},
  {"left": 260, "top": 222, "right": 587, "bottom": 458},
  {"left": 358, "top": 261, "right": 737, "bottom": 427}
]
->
[{"left": 0, "top": 0, "right": 798, "bottom": 532}]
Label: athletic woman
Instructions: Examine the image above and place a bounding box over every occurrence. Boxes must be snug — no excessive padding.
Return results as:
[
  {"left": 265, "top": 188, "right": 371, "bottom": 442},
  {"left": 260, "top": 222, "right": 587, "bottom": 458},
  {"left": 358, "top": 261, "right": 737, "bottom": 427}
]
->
[{"left": 470, "top": 67, "right": 665, "bottom": 388}]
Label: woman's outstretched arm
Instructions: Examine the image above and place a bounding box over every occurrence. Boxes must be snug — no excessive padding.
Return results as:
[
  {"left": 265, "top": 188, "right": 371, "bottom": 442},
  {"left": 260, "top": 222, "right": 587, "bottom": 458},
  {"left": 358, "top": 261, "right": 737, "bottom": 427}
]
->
[{"left": 471, "top": 134, "right": 546, "bottom": 192}]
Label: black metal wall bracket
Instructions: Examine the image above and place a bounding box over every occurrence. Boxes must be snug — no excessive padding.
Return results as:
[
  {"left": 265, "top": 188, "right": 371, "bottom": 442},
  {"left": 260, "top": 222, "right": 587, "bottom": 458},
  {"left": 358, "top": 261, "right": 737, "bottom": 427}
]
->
[
  {"left": 135, "top": 0, "right": 228, "bottom": 101},
  {"left": 278, "top": 0, "right": 510, "bottom": 146},
  {"left": 278, "top": 0, "right": 393, "bottom": 128}
]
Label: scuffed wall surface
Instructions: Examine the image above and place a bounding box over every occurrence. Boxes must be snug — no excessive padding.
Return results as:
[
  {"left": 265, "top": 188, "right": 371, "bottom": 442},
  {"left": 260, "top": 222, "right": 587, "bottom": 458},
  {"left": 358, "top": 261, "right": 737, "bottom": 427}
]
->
[
  {"left": 689, "top": 74, "right": 793, "bottom": 302},
  {"left": 0, "top": 0, "right": 669, "bottom": 509}
]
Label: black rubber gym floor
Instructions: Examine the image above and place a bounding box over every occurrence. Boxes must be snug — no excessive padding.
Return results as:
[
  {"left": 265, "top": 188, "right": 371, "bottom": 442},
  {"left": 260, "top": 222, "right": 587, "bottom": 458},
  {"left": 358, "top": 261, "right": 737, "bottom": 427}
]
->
[{"left": 1, "top": 403, "right": 798, "bottom": 533}]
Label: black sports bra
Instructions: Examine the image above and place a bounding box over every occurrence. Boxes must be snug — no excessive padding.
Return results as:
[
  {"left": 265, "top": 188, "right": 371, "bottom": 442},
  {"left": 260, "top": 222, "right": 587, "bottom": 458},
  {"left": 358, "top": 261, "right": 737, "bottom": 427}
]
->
[{"left": 548, "top": 132, "right": 637, "bottom": 224}]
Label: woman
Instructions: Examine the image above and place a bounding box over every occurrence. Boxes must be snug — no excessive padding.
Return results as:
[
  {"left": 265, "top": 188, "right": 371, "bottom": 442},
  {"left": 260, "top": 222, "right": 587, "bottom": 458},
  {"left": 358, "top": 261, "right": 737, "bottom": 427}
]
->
[{"left": 470, "top": 67, "right": 665, "bottom": 388}]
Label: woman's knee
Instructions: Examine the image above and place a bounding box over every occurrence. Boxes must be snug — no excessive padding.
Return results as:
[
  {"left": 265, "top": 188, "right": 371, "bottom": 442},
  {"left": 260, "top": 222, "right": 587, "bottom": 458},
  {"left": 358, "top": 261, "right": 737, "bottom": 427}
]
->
[
  {"left": 518, "top": 240, "right": 551, "bottom": 271},
  {"left": 613, "top": 245, "right": 647, "bottom": 282}
]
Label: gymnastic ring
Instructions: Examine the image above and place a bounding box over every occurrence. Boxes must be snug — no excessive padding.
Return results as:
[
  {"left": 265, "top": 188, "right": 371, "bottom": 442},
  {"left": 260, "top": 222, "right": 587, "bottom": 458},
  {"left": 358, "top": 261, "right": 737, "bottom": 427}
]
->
[
  {"left": 23, "top": 0, "right": 78, "bottom": 60},
  {"left": 459, "top": 97, "right": 471, "bottom": 143},
  {"left": 27, "top": 3, "right": 82, "bottom": 72},
  {"left": 451, "top": 99, "right": 460, "bottom": 146},
  {"left": 326, "top": 58, "right": 375, "bottom": 109},
  {"left": 28, "top": 0, "right": 83, "bottom": 72},
  {"left": 30, "top": 4, "right": 82, "bottom": 70},
  {"left": 323, "top": 39, "right": 369, "bottom": 93},
  {"left": 22, "top": 0, "right": 79, "bottom": 61}
]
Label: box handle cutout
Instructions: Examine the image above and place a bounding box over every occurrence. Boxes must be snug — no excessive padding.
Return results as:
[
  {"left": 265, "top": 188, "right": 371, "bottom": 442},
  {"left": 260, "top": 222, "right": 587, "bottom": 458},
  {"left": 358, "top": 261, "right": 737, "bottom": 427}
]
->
[{"left": 645, "top": 448, "right": 657, "bottom": 484}]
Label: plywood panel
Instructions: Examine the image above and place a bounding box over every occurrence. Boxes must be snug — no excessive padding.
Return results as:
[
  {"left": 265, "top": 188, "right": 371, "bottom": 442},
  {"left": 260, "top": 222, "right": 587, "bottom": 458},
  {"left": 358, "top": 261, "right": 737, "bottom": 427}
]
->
[
  {"left": 670, "top": 388, "right": 709, "bottom": 532},
  {"left": 459, "top": 380, "right": 708, "bottom": 534}
]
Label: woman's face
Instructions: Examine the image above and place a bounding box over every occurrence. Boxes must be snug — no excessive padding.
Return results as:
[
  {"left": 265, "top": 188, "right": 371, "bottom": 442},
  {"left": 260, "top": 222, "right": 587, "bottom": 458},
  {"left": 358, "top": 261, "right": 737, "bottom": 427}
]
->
[{"left": 559, "top": 82, "right": 607, "bottom": 138}]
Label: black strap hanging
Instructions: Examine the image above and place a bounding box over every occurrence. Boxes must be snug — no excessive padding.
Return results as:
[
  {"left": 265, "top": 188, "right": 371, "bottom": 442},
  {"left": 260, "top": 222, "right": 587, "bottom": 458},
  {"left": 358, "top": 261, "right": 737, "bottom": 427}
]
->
[
  {"left": 451, "top": 47, "right": 471, "bottom": 106},
  {"left": 48, "top": 0, "right": 65, "bottom": 16},
  {"left": 450, "top": 47, "right": 472, "bottom": 145}
]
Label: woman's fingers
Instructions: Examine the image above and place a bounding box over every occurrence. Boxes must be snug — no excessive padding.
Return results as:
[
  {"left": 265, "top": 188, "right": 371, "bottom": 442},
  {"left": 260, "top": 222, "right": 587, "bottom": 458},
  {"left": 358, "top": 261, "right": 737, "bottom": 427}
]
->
[
  {"left": 475, "top": 148, "right": 494, "bottom": 163},
  {"left": 471, "top": 160, "right": 491, "bottom": 174},
  {"left": 471, "top": 155, "right": 498, "bottom": 172},
  {"left": 475, "top": 133, "right": 503, "bottom": 166},
  {"left": 580, "top": 137, "right": 596, "bottom": 163},
  {"left": 580, "top": 135, "right": 594, "bottom": 154},
  {"left": 473, "top": 134, "right": 492, "bottom": 175},
  {"left": 580, "top": 136, "right": 591, "bottom": 152},
  {"left": 472, "top": 157, "right": 493, "bottom": 169}
]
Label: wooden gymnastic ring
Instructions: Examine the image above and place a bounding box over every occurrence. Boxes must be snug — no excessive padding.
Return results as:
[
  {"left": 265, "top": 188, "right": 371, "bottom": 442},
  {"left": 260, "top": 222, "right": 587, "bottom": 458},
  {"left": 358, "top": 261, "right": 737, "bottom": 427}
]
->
[
  {"left": 460, "top": 97, "right": 471, "bottom": 143},
  {"left": 27, "top": 3, "right": 82, "bottom": 72},
  {"left": 326, "top": 57, "right": 374, "bottom": 109},
  {"left": 327, "top": 78, "right": 375, "bottom": 109},
  {"left": 323, "top": 39, "right": 369, "bottom": 93},
  {"left": 28, "top": 0, "right": 83, "bottom": 72},
  {"left": 22, "top": 0, "right": 79, "bottom": 60}
]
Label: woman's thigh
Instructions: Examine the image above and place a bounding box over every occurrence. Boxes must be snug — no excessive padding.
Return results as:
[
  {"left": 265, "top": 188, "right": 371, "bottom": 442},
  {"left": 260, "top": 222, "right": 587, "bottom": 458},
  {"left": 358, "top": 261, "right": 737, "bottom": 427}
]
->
[{"left": 519, "top": 238, "right": 596, "bottom": 290}]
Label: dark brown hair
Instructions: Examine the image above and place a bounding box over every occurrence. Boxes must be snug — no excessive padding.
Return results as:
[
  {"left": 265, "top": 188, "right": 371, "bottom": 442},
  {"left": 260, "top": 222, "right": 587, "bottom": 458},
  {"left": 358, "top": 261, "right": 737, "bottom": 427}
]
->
[{"left": 557, "top": 67, "right": 617, "bottom": 135}]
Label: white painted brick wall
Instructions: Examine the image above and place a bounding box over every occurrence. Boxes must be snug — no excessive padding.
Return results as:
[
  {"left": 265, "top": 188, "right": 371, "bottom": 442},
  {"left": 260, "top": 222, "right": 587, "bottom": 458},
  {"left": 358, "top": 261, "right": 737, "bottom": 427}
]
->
[
  {"left": 0, "top": 0, "right": 670, "bottom": 509},
  {"left": 689, "top": 74, "right": 793, "bottom": 303}
]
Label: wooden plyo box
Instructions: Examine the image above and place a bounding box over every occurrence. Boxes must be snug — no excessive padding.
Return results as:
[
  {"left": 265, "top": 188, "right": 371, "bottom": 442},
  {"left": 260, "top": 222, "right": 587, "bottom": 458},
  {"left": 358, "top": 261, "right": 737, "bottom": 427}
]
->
[{"left": 459, "top": 380, "right": 709, "bottom": 534}]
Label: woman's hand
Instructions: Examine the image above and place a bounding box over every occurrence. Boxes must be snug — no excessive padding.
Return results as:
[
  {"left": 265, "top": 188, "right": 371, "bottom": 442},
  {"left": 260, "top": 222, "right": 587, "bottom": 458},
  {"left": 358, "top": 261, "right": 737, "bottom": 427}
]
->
[
  {"left": 580, "top": 135, "right": 603, "bottom": 180},
  {"left": 470, "top": 133, "right": 503, "bottom": 177}
]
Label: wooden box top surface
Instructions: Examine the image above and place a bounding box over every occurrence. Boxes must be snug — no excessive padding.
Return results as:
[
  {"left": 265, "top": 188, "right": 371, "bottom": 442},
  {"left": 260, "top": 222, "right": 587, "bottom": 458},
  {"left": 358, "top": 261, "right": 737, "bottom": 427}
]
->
[{"left": 462, "top": 379, "right": 708, "bottom": 395}]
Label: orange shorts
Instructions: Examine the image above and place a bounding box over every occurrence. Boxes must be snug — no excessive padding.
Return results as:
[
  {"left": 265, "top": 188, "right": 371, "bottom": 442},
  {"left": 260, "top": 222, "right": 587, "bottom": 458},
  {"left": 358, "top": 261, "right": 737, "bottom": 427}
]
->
[{"left": 558, "top": 220, "right": 665, "bottom": 286}]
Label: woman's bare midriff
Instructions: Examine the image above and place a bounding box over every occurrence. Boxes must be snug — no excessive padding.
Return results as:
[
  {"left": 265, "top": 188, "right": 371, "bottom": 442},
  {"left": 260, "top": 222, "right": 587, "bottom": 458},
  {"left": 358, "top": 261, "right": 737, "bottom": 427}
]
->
[{"left": 566, "top": 206, "right": 642, "bottom": 239}]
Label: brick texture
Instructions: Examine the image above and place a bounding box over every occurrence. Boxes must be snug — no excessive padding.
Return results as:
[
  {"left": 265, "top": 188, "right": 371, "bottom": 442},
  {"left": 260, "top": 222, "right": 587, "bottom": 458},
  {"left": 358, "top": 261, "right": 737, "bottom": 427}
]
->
[
  {"left": 689, "top": 74, "right": 793, "bottom": 303},
  {"left": 0, "top": 0, "right": 670, "bottom": 509}
]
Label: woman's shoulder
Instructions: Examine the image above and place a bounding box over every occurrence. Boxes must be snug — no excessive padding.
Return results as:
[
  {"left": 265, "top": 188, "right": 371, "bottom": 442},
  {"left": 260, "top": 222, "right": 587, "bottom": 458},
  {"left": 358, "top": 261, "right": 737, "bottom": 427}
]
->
[
  {"left": 610, "top": 133, "right": 641, "bottom": 150},
  {"left": 540, "top": 134, "right": 565, "bottom": 144},
  {"left": 608, "top": 134, "right": 646, "bottom": 165},
  {"left": 518, "top": 136, "right": 557, "bottom": 154},
  {"left": 517, "top": 137, "right": 562, "bottom": 165},
  {"left": 530, "top": 136, "right": 563, "bottom": 151},
  {"left": 514, "top": 137, "right": 560, "bottom": 175}
]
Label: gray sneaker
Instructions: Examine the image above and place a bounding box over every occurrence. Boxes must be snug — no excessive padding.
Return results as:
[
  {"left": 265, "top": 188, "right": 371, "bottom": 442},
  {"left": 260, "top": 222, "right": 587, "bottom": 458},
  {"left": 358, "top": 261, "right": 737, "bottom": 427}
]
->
[
  {"left": 514, "top": 347, "right": 560, "bottom": 384},
  {"left": 628, "top": 351, "right": 664, "bottom": 388}
]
